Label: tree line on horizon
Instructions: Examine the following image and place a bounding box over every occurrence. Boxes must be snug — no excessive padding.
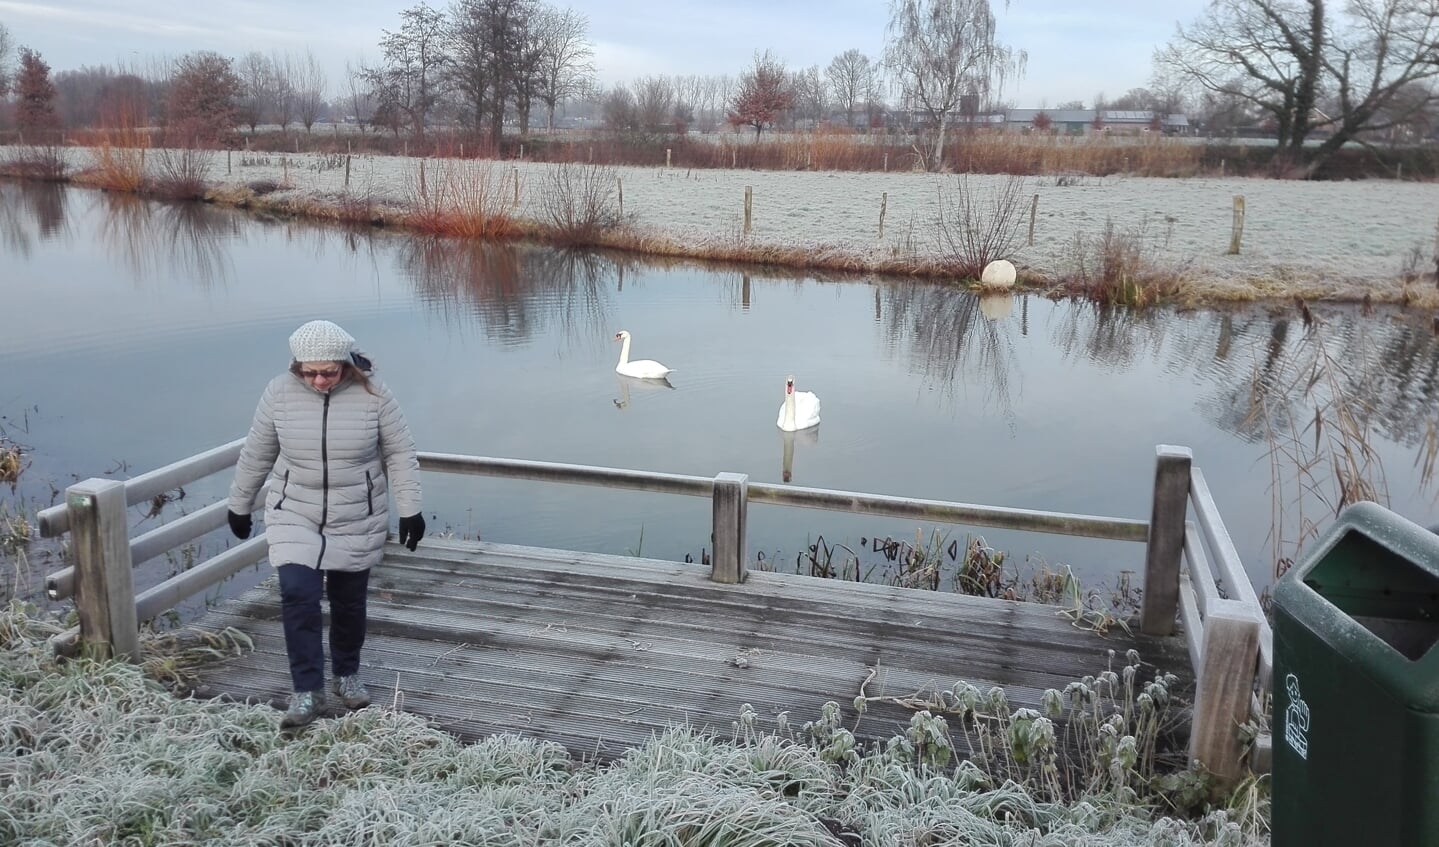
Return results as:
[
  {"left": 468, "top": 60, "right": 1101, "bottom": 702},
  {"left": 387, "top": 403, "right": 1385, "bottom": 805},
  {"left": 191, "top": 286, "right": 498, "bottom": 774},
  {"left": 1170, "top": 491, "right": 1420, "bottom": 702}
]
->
[{"left": 0, "top": 0, "right": 1438, "bottom": 176}]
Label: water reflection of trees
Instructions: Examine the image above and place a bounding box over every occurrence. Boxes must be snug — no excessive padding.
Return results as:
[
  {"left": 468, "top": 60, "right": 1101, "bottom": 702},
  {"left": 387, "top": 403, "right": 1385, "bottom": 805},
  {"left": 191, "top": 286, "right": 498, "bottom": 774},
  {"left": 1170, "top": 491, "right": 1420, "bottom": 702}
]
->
[
  {"left": 878, "top": 280, "right": 1018, "bottom": 413},
  {"left": 1053, "top": 303, "right": 1439, "bottom": 450},
  {"left": 1048, "top": 301, "right": 1171, "bottom": 370},
  {"left": 96, "top": 193, "right": 238, "bottom": 288},
  {"left": 0, "top": 181, "right": 67, "bottom": 258},
  {"left": 399, "top": 238, "right": 619, "bottom": 345}
]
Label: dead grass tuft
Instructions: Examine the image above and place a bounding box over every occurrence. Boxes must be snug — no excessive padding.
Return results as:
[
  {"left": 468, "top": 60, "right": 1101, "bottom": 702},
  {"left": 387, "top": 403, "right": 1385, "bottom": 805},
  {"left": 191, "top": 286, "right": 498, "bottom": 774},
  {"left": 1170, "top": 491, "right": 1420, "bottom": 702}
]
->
[
  {"left": 147, "top": 148, "right": 213, "bottom": 201},
  {"left": 539, "top": 162, "right": 625, "bottom": 244},
  {"left": 82, "top": 127, "right": 151, "bottom": 193},
  {"left": 0, "top": 439, "right": 24, "bottom": 487},
  {"left": 404, "top": 158, "right": 520, "bottom": 239},
  {"left": 1056, "top": 219, "right": 1186, "bottom": 307},
  {"left": 0, "top": 145, "right": 68, "bottom": 181}
]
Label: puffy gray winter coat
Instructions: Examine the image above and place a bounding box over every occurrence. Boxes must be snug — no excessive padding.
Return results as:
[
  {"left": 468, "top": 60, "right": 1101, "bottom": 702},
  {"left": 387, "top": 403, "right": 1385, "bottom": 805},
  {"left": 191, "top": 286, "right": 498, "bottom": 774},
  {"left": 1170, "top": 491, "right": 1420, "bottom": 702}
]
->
[{"left": 228, "top": 365, "right": 422, "bottom": 572}]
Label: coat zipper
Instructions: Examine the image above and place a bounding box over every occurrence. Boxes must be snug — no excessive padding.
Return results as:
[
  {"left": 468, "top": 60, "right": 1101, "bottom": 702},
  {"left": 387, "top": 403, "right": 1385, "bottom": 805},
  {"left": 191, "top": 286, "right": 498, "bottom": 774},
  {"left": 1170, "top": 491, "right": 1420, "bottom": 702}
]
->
[
  {"left": 275, "top": 469, "right": 290, "bottom": 510},
  {"left": 316, "top": 392, "right": 331, "bottom": 568},
  {"left": 365, "top": 471, "right": 374, "bottom": 516}
]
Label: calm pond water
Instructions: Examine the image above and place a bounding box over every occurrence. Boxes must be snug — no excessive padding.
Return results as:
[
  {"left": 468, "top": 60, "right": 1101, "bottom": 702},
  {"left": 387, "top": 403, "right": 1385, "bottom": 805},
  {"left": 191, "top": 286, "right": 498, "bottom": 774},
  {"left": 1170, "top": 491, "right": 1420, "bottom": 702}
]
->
[{"left": 4, "top": 179, "right": 1438, "bottom": 615}]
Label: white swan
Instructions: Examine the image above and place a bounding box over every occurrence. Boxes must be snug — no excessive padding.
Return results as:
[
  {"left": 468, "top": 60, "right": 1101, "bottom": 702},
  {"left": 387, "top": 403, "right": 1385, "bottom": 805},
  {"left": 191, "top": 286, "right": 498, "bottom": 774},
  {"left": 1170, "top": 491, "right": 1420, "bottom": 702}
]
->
[
  {"left": 613, "top": 330, "right": 674, "bottom": 379},
  {"left": 776, "top": 375, "right": 821, "bottom": 431}
]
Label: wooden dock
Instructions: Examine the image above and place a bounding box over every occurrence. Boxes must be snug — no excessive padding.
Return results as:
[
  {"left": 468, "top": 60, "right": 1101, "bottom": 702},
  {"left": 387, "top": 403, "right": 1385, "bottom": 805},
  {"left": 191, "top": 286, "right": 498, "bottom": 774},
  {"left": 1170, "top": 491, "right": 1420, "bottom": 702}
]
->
[
  {"left": 40, "top": 440, "right": 1266, "bottom": 780},
  {"left": 184, "top": 537, "right": 1193, "bottom": 759}
]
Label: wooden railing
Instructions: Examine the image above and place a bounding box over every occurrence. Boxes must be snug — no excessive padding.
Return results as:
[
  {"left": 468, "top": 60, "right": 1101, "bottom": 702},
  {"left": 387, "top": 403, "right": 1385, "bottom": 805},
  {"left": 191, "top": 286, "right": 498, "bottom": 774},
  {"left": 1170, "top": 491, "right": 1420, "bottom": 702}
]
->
[
  {"left": 1142, "top": 446, "right": 1273, "bottom": 777},
  {"left": 38, "top": 440, "right": 1269, "bottom": 782}
]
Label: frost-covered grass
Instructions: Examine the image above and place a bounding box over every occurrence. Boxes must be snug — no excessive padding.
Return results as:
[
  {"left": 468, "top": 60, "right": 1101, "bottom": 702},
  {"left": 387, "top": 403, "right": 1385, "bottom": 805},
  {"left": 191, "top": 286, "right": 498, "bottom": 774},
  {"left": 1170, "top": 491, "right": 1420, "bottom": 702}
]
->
[
  {"left": 0, "top": 602, "right": 1268, "bottom": 846},
  {"left": 4, "top": 141, "right": 1435, "bottom": 308}
]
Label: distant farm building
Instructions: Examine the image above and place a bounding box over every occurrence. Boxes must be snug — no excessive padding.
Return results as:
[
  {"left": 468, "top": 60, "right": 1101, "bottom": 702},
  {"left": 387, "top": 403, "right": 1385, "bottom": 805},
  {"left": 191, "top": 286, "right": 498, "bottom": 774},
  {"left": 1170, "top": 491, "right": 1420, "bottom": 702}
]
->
[{"left": 1004, "top": 109, "right": 1191, "bottom": 135}]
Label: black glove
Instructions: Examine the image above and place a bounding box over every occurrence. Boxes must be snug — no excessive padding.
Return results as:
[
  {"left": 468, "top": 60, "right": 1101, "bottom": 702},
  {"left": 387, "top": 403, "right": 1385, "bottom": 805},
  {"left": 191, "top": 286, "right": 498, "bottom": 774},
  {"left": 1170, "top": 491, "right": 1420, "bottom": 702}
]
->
[
  {"left": 227, "top": 510, "right": 252, "bottom": 540},
  {"left": 398, "top": 513, "right": 425, "bottom": 551}
]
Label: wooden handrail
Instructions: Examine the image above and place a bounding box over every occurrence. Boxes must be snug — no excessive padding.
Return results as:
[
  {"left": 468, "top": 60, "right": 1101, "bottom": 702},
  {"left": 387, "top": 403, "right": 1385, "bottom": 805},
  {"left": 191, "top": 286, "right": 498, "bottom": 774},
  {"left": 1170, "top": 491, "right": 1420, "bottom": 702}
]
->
[
  {"left": 1190, "top": 467, "right": 1273, "bottom": 694},
  {"left": 37, "top": 438, "right": 245, "bottom": 538},
  {"left": 416, "top": 453, "right": 1149, "bottom": 541}
]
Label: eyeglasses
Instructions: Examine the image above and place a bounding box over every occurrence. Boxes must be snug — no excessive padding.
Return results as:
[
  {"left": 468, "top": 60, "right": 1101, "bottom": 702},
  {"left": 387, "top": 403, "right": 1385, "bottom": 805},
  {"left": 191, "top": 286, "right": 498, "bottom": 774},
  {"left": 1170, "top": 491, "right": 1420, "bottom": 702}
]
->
[{"left": 300, "top": 367, "right": 344, "bottom": 380}]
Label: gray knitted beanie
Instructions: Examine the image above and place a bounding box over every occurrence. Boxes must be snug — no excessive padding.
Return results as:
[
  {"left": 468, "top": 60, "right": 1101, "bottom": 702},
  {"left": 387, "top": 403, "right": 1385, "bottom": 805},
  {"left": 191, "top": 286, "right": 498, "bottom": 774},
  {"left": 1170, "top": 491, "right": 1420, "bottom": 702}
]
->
[{"left": 289, "top": 320, "right": 355, "bottom": 363}]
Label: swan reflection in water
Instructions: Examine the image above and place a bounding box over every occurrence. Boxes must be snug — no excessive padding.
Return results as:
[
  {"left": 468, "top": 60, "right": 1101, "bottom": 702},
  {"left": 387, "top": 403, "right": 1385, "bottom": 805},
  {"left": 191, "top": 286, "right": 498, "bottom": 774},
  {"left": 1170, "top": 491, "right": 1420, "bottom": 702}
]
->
[
  {"left": 612, "top": 373, "right": 675, "bottom": 408},
  {"left": 781, "top": 426, "right": 819, "bottom": 483}
]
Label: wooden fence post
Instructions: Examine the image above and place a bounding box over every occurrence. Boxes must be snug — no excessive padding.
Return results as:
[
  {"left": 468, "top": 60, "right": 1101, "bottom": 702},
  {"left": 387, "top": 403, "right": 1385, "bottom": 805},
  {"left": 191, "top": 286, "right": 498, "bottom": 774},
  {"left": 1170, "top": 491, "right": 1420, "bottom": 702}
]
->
[
  {"left": 1190, "top": 600, "right": 1260, "bottom": 787},
  {"left": 68, "top": 478, "right": 139, "bottom": 661},
  {"left": 512, "top": 165, "right": 520, "bottom": 206},
  {"left": 1228, "top": 195, "right": 1245, "bottom": 255},
  {"left": 617, "top": 176, "right": 623, "bottom": 217},
  {"left": 419, "top": 159, "right": 426, "bottom": 198},
  {"left": 666, "top": 148, "right": 672, "bottom": 168},
  {"left": 1142, "top": 444, "right": 1192, "bottom": 636},
  {"left": 878, "top": 192, "right": 887, "bottom": 240},
  {"left": 344, "top": 154, "right": 351, "bottom": 190},
  {"left": 744, "top": 185, "right": 753, "bottom": 235},
  {"left": 711, "top": 472, "right": 749, "bottom": 584},
  {"left": 1027, "top": 193, "right": 1039, "bottom": 246}
]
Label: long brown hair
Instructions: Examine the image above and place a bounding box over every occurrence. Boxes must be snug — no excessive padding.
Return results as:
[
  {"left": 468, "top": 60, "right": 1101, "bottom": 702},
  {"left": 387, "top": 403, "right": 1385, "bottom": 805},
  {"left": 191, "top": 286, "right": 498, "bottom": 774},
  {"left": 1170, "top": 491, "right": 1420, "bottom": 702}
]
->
[{"left": 289, "top": 360, "right": 379, "bottom": 396}]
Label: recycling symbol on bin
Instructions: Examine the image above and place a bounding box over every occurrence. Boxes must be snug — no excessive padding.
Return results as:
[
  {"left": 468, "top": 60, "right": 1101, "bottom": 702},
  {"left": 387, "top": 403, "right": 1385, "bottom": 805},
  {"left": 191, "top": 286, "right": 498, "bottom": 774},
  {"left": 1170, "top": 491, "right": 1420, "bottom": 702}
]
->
[{"left": 1283, "top": 673, "right": 1310, "bottom": 760}]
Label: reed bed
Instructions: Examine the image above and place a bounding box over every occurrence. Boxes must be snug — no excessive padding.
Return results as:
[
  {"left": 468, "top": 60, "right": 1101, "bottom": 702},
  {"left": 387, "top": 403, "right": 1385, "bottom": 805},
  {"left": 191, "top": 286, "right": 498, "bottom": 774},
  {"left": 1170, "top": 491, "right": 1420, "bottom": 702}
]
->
[{"left": 0, "top": 602, "right": 1265, "bottom": 846}]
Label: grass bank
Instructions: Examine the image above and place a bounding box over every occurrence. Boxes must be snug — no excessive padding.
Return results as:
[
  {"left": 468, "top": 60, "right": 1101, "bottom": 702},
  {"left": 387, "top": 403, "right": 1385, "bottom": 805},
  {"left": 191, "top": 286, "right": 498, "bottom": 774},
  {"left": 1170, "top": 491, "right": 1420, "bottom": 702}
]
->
[
  {"left": 4, "top": 139, "right": 1438, "bottom": 311},
  {"left": 0, "top": 601, "right": 1268, "bottom": 845}
]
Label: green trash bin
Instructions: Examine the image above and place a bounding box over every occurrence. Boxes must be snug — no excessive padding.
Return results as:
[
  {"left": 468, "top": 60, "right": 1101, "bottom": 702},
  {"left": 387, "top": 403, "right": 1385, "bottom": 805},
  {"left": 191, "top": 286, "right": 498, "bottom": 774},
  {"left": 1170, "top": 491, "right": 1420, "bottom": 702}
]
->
[{"left": 1272, "top": 501, "right": 1439, "bottom": 846}]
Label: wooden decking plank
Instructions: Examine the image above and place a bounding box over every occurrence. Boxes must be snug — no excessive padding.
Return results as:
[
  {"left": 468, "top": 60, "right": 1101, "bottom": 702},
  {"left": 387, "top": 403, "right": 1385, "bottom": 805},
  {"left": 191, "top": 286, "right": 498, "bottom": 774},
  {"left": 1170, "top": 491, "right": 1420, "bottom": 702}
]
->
[
  {"left": 185, "top": 539, "right": 1193, "bottom": 759},
  {"left": 194, "top": 625, "right": 986, "bottom": 754},
  {"left": 384, "top": 543, "right": 1090, "bottom": 629},
  {"left": 375, "top": 546, "right": 1167, "bottom": 658},
  {"left": 218, "top": 580, "right": 1150, "bottom": 693}
]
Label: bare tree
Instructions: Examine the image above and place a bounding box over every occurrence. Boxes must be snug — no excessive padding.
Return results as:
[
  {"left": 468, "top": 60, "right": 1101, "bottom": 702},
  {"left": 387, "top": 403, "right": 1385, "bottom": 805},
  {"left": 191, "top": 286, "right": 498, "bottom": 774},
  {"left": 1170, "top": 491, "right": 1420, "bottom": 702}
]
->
[
  {"left": 789, "top": 65, "right": 827, "bottom": 125},
  {"left": 294, "top": 49, "right": 328, "bottom": 133},
  {"left": 236, "top": 52, "right": 274, "bottom": 132},
  {"left": 884, "top": 0, "right": 1025, "bottom": 170},
  {"left": 345, "top": 59, "right": 376, "bottom": 132},
  {"left": 369, "top": 2, "right": 449, "bottom": 139},
  {"left": 269, "top": 51, "right": 298, "bottom": 131},
  {"left": 600, "top": 81, "right": 636, "bottom": 133},
  {"left": 534, "top": 5, "right": 594, "bottom": 132},
  {"left": 448, "top": 0, "right": 535, "bottom": 146},
  {"left": 633, "top": 74, "right": 675, "bottom": 132},
  {"left": 1158, "top": 0, "right": 1439, "bottom": 174},
  {"left": 512, "top": 9, "right": 548, "bottom": 135},
  {"left": 826, "top": 49, "right": 874, "bottom": 128},
  {"left": 728, "top": 50, "right": 791, "bottom": 137}
]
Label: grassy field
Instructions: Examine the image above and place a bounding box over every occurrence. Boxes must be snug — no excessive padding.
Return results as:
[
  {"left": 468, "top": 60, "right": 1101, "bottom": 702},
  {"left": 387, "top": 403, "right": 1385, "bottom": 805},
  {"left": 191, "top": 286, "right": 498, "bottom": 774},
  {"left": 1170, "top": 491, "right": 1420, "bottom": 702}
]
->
[{"left": 0, "top": 601, "right": 1269, "bottom": 846}]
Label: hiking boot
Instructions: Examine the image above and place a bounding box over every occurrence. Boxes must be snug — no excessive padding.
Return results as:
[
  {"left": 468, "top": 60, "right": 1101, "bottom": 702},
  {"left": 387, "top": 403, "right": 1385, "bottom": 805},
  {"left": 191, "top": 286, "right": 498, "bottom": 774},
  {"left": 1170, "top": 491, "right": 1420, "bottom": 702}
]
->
[
  {"left": 332, "top": 674, "right": 371, "bottom": 710},
  {"left": 280, "top": 689, "right": 324, "bottom": 729}
]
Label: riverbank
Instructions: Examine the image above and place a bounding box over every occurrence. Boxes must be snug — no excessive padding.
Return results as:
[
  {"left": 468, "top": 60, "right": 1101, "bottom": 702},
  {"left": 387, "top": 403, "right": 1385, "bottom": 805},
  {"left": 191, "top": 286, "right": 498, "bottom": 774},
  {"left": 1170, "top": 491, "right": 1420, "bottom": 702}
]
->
[{"left": 8, "top": 143, "right": 1439, "bottom": 309}]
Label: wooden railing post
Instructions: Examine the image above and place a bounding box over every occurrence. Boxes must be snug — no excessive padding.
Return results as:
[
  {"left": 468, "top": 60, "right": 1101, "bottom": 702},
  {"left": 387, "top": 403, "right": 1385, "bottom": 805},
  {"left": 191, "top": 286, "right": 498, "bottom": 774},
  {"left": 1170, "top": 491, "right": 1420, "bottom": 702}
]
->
[
  {"left": 711, "top": 472, "right": 748, "bottom": 584},
  {"left": 67, "top": 478, "right": 139, "bottom": 661},
  {"left": 1189, "top": 600, "right": 1260, "bottom": 786},
  {"left": 1142, "top": 444, "right": 1192, "bottom": 635}
]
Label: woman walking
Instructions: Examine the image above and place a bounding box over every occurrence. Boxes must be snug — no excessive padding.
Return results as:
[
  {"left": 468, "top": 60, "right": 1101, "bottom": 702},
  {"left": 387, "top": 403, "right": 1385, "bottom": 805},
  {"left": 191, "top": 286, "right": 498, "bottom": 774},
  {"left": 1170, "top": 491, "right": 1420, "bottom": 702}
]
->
[{"left": 227, "top": 319, "right": 425, "bottom": 728}]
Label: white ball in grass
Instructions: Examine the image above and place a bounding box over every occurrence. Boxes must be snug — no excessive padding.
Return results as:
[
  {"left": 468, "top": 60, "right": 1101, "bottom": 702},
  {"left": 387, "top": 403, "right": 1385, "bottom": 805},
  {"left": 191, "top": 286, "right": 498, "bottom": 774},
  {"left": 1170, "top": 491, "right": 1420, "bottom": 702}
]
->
[{"left": 980, "top": 259, "right": 1017, "bottom": 289}]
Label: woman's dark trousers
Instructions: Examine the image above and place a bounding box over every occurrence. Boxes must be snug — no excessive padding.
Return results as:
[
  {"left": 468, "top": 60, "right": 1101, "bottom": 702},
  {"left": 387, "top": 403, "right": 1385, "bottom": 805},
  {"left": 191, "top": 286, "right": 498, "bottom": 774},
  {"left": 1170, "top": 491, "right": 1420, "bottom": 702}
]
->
[{"left": 277, "top": 563, "right": 371, "bottom": 693}]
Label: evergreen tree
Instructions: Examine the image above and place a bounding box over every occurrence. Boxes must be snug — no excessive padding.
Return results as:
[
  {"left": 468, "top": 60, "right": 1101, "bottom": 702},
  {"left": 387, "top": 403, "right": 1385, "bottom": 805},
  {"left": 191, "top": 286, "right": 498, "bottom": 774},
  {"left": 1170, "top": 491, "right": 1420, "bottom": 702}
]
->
[{"left": 15, "top": 47, "right": 60, "bottom": 138}]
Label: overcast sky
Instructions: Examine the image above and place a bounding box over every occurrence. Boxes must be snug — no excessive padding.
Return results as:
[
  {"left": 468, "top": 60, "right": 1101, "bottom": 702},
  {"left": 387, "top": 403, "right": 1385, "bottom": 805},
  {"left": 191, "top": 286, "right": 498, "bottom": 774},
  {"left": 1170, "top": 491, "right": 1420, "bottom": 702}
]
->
[{"left": 0, "top": 0, "right": 1209, "bottom": 107}]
